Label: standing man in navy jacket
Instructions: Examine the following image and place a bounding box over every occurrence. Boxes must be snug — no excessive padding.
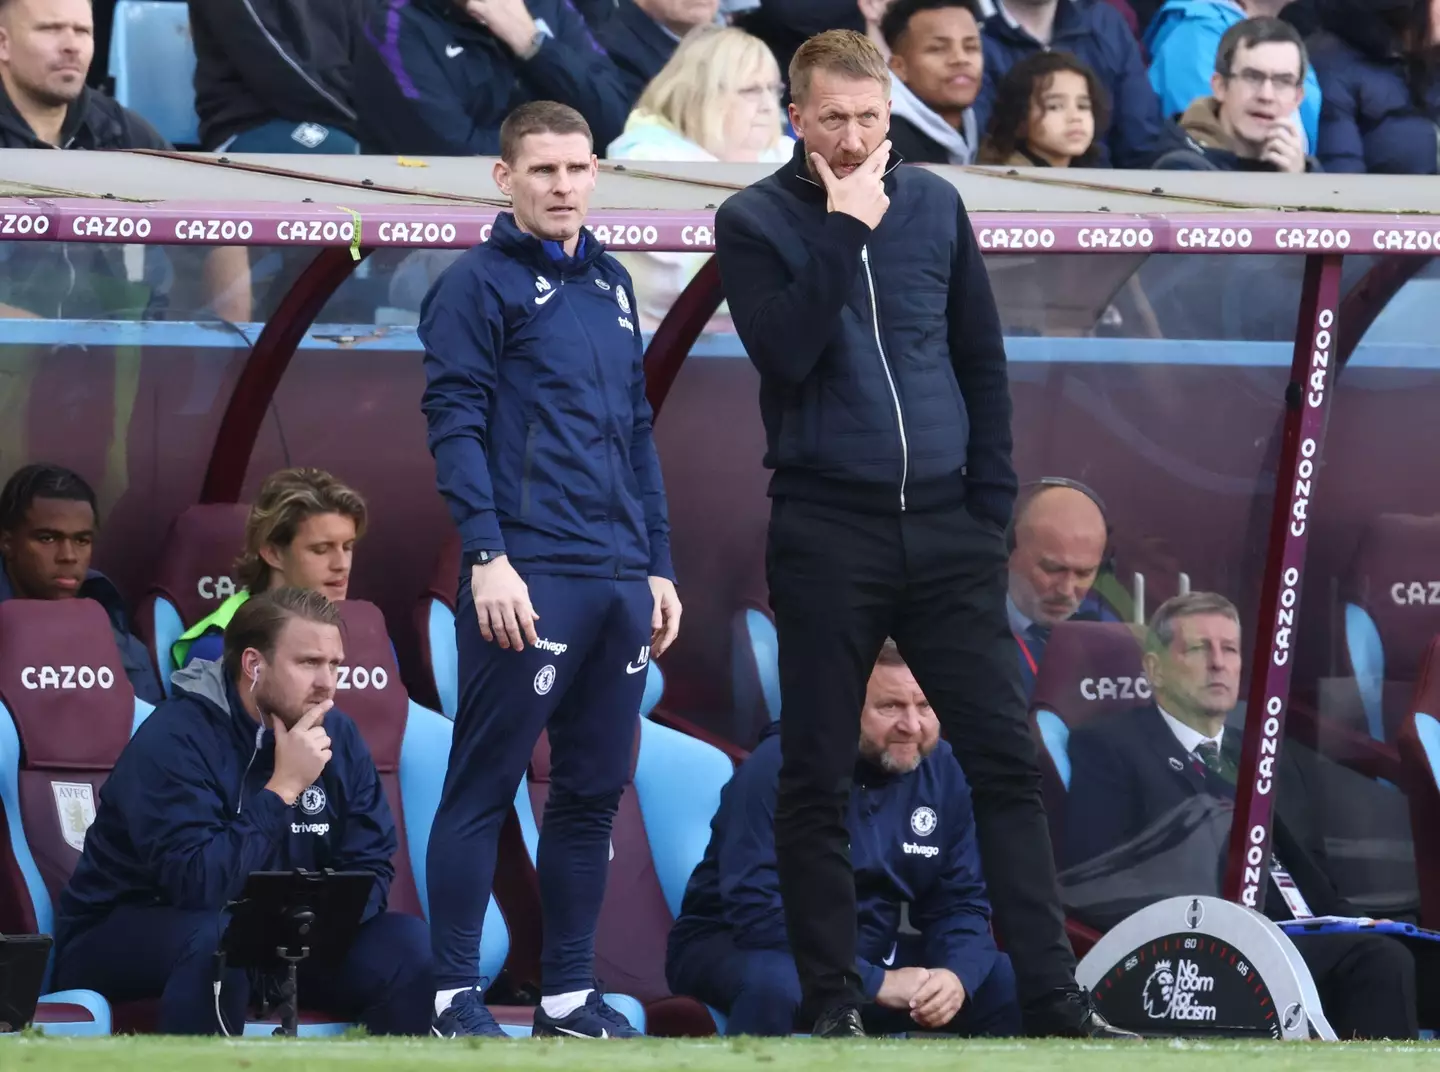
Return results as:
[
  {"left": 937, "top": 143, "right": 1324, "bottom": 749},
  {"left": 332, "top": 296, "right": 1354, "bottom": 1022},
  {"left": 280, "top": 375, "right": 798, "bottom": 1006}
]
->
[
  {"left": 668, "top": 641, "right": 1021, "bottom": 1036},
  {"left": 52, "top": 588, "right": 433, "bottom": 1035},
  {"left": 714, "top": 30, "right": 1126, "bottom": 1038},
  {"left": 418, "top": 100, "right": 680, "bottom": 1039}
]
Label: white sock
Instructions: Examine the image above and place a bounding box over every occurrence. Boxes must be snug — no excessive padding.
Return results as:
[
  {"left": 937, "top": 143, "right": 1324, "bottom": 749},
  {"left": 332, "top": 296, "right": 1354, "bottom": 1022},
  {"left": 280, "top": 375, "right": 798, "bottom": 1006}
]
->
[
  {"left": 540, "top": 989, "right": 593, "bottom": 1019},
  {"left": 435, "top": 987, "right": 469, "bottom": 1016}
]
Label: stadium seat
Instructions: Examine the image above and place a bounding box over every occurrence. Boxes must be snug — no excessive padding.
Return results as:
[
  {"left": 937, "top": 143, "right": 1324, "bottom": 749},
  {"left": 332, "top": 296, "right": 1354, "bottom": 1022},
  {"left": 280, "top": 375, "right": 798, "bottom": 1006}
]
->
[
  {"left": 1394, "top": 636, "right": 1440, "bottom": 929},
  {"left": 1342, "top": 515, "right": 1440, "bottom": 743},
  {"left": 135, "top": 503, "right": 248, "bottom": 697},
  {"left": 731, "top": 603, "right": 780, "bottom": 746},
  {"left": 0, "top": 599, "right": 155, "bottom": 1036},
  {"left": 418, "top": 531, "right": 665, "bottom": 720},
  {"left": 108, "top": 1, "right": 200, "bottom": 147},
  {"left": 512, "top": 717, "right": 732, "bottom": 1035}
]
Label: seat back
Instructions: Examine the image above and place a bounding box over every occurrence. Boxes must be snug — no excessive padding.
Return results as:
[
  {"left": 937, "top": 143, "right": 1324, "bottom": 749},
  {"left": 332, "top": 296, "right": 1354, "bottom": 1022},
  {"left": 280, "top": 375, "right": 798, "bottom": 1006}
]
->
[
  {"left": 109, "top": 1, "right": 200, "bottom": 146},
  {"left": 1343, "top": 515, "right": 1440, "bottom": 742},
  {"left": 730, "top": 605, "right": 779, "bottom": 747},
  {"left": 0, "top": 600, "right": 140, "bottom": 936},
  {"left": 1395, "top": 636, "right": 1440, "bottom": 928},
  {"left": 137, "top": 503, "right": 248, "bottom": 695},
  {"left": 331, "top": 601, "right": 423, "bottom": 918},
  {"left": 416, "top": 532, "right": 461, "bottom": 717}
]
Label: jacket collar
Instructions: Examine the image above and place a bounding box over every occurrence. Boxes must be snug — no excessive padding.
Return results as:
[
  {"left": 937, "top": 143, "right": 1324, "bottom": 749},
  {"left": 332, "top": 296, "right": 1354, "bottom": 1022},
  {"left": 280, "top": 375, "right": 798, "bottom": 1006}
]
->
[
  {"left": 611, "top": 0, "right": 681, "bottom": 55},
  {"left": 173, "top": 658, "right": 269, "bottom": 744},
  {"left": 0, "top": 81, "right": 99, "bottom": 148},
  {"left": 778, "top": 137, "right": 904, "bottom": 204},
  {"left": 488, "top": 211, "right": 607, "bottom": 276},
  {"left": 988, "top": 0, "right": 1088, "bottom": 46},
  {"left": 0, "top": 563, "right": 131, "bottom": 631}
]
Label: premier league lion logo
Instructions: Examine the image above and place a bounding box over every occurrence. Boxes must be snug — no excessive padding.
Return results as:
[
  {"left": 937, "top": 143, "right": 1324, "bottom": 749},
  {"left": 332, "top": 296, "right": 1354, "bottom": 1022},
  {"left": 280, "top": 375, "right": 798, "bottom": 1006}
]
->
[{"left": 1143, "top": 960, "right": 1177, "bottom": 1019}]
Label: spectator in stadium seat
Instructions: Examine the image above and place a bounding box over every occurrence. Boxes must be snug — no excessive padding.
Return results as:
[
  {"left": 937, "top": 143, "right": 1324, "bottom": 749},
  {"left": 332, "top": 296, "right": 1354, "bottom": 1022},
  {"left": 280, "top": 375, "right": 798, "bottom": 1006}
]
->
[
  {"left": 880, "top": 0, "right": 985, "bottom": 164},
  {"left": 977, "top": 51, "right": 1106, "bottom": 165},
  {"left": 1005, "top": 479, "right": 1116, "bottom": 700},
  {"left": 0, "top": 463, "right": 162, "bottom": 705},
  {"left": 171, "top": 468, "right": 367, "bottom": 675},
  {"left": 1064, "top": 591, "right": 1421, "bottom": 1039},
  {"left": 1308, "top": 0, "right": 1440, "bottom": 174},
  {"left": 0, "top": 0, "right": 251, "bottom": 322},
  {"left": 1144, "top": 0, "right": 1319, "bottom": 151},
  {"left": 187, "top": 0, "right": 365, "bottom": 154},
  {"left": 590, "top": 0, "right": 721, "bottom": 104},
  {"left": 1152, "top": 17, "right": 1317, "bottom": 171},
  {"left": 352, "top": 0, "right": 632, "bottom": 156},
  {"left": 53, "top": 588, "right": 434, "bottom": 1036},
  {"left": 668, "top": 641, "right": 1021, "bottom": 1036},
  {"left": 977, "top": 0, "right": 1162, "bottom": 166},
  {"left": 607, "top": 25, "right": 791, "bottom": 329}
]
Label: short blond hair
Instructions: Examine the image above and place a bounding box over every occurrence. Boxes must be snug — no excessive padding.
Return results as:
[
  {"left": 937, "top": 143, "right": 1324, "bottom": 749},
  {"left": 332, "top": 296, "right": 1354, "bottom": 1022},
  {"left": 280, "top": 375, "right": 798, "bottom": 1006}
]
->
[
  {"left": 789, "top": 29, "right": 891, "bottom": 105},
  {"left": 636, "top": 26, "right": 783, "bottom": 157}
]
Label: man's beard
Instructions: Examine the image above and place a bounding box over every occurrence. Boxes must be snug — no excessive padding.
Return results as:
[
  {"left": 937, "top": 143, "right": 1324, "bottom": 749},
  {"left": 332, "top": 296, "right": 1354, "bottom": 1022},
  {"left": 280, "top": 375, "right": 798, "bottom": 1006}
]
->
[
  {"left": 859, "top": 737, "right": 932, "bottom": 774},
  {"left": 18, "top": 75, "right": 82, "bottom": 111}
]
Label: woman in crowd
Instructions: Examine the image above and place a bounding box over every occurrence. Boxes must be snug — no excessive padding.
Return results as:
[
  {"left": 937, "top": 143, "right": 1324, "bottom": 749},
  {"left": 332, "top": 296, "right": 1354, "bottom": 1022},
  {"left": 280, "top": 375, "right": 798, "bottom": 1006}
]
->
[
  {"left": 607, "top": 25, "right": 793, "bottom": 330},
  {"left": 977, "top": 51, "right": 1108, "bottom": 167},
  {"left": 1309, "top": 0, "right": 1440, "bottom": 173}
]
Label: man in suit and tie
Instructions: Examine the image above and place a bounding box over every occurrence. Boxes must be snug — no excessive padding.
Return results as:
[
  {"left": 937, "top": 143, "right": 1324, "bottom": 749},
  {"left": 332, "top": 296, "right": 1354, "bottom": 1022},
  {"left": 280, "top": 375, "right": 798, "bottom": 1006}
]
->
[
  {"left": 1006, "top": 479, "right": 1114, "bottom": 700},
  {"left": 1063, "top": 590, "right": 1421, "bottom": 1039}
]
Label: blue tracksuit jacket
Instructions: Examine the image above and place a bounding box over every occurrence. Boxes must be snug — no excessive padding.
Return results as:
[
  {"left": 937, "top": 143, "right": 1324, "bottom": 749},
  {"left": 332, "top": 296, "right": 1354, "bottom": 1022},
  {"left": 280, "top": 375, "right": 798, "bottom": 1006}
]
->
[
  {"left": 669, "top": 726, "right": 998, "bottom": 999},
  {"left": 55, "top": 660, "right": 397, "bottom": 944},
  {"left": 418, "top": 212, "right": 674, "bottom": 581}
]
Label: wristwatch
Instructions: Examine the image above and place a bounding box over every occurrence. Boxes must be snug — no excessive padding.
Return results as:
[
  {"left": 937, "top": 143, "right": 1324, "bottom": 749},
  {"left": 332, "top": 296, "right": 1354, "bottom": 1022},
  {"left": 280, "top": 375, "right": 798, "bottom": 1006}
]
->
[
  {"left": 463, "top": 550, "right": 504, "bottom": 569},
  {"left": 518, "top": 28, "right": 545, "bottom": 60}
]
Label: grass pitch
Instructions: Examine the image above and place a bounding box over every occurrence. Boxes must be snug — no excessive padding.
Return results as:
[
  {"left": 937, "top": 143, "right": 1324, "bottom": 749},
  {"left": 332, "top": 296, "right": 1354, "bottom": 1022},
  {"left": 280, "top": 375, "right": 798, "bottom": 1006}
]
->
[{"left": 3, "top": 1036, "right": 1438, "bottom": 1072}]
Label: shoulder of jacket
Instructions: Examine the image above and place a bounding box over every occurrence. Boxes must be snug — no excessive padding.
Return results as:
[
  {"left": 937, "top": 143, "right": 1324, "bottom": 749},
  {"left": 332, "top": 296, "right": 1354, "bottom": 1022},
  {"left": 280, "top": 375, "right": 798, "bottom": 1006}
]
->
[{"left": 896, "top": 166, "right": 962, "bottom": 210}]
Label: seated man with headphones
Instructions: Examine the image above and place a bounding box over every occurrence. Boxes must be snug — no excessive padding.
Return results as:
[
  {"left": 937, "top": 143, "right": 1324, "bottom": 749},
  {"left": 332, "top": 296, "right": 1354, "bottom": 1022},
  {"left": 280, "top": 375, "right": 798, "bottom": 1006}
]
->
[{"left": 1006, "top": 479, "right": 1120, "bottom": 701}]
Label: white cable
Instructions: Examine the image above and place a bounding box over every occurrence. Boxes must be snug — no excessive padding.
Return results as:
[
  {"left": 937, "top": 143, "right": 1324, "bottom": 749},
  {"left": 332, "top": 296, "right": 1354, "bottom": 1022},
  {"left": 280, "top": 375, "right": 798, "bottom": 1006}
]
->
[{"left": 215, "top": 980, "right": 232, "bottom": 1038}]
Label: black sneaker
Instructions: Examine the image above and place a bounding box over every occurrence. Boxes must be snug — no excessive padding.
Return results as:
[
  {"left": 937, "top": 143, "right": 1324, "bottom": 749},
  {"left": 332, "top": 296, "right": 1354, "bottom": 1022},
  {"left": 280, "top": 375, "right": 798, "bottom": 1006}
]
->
[
  {"left": 433, "top": 988, "right": 507, "bottom": 1038},
  {"left": 533, "top": 990, "right": 640, "bottom": 1038},
  {"left": 1025, "top": 986, "right": 1140, "bottom": 1039},
  {"left": 813, "top": 1005, "right": 866, "bottom": 1038}
]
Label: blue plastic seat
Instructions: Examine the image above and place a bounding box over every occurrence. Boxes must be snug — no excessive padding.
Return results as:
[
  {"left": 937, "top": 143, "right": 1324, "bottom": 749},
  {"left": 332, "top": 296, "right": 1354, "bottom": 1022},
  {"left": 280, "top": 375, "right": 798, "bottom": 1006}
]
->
[
  {"left": 732, "top": 606, "right": 781, "bottom": 740},
  {"left": 109, "top": 1, "right": 200, "bottom": 146}
]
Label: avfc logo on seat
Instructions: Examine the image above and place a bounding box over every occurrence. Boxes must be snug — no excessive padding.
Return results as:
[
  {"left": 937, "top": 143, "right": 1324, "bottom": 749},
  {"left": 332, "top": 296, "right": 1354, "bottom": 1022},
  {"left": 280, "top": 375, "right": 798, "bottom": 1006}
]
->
[
  {"left": 300, "top": 784, "right": 327, "bottom": 815},
  {"left": 910, "top": 806, "right": 937, "bottom": 837}
]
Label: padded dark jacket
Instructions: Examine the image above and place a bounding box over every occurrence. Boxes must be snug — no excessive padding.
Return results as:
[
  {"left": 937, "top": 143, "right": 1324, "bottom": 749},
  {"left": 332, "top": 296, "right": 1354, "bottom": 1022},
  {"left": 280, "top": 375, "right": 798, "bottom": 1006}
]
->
[
  {"left": 1309, "top": 0, "right": 1440, "bottom": 174},
  {"left": 353, "top": 0, "right": 630, "bottom": 155},
  {"left": 188, "top": 0, "right": 364, "bottom": 149},
  {"left": 56, "top": 661, "right": 397, "bottom": 945},
  {"left": 669, "top": 724, "right": 998, "bottom": 1000},
  {"left": 714, "top": 141, "right": 1016, "bottom": 528}
]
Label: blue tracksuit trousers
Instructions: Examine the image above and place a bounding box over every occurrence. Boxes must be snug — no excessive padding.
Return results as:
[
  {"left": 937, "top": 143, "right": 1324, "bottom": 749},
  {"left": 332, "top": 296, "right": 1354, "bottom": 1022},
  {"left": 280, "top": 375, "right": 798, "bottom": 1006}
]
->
[{"left": 427, "top": 572, "right": 652, "bottom": 993}]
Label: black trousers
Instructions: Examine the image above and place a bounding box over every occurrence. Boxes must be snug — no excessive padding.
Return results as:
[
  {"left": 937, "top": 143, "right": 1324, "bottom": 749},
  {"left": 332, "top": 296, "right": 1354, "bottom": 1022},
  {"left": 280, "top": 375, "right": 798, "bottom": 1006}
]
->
[
  {"left": 766, "top": 497, "right": 1075, "bottom": 1021},
  {"left": 1293, "top": 932, "right": 1418, "bottom": 1039}
]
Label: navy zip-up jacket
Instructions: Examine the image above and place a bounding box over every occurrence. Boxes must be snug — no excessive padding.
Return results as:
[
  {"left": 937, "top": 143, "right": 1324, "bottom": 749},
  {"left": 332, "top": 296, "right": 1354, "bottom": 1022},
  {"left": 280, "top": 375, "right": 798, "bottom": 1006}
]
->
[
  {"left": 714, "top": 140, "right": 1016, "bottom": 528},
  {"left": 55, "top": 660, "right": 397, "bottom": 946},
  {"left": 978, "top": 0, "right": 1162, "bottom": 168},
  {"left": 0, "top": 567, "right": 162, "bottom": 706},
  {"left": 353, "top": 0, "right": 631, "bottom": 156},
  {"left": 418, "top": 213, "right": 674, "bottom": 581},
  {"left": 668, "top": 727, "right": 997, "bottom": 1000},
  {"left": 591, "top": 0, "right": 680, "bottom": 104}
]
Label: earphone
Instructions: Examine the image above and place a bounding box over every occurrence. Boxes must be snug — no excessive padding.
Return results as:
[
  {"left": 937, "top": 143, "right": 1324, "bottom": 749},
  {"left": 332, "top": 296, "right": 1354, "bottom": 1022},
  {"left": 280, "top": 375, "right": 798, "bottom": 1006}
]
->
[{"left": 1005, "top": 476, "right": 1115, "bottom": 574}]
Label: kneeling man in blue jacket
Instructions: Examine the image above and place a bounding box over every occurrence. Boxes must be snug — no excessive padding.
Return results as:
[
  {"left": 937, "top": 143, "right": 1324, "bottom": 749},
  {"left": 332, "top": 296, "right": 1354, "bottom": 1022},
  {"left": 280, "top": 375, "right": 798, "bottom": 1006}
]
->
[
  {"left": 667, "top": 640, "right": 1021, "bottom": 1036},
  {"left": 53, "top": 587, "right": 433, "bottom": 1035}
]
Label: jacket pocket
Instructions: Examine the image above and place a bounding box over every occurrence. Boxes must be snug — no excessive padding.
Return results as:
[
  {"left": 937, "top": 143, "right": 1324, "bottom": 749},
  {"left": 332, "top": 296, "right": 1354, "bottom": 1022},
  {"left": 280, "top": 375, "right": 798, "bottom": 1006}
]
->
[{"left": 519, "top": 422, "right": 538, "bottom": 519}]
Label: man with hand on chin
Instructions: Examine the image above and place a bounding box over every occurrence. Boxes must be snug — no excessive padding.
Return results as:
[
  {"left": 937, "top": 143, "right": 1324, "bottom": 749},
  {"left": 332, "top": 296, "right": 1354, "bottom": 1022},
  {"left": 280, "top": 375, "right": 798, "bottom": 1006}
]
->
[
  {"left": 714, "top": 29, "right": 1128, "bottom": 1039},
  {"left": 52, "top": 588, "right": 433, "bottom": 1036},
  {"left": 418, "top": 101, "right": 679, "bottom": 1040},
  {"left": 353, "top": 0, "right": 631, "bottom": 157}
]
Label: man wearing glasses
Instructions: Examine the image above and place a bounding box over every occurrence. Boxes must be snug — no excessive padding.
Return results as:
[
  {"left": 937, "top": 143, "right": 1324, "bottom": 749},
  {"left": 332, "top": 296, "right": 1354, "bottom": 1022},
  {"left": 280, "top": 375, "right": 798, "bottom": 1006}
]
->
[{"left": 1152, "top": 17, "right": 1319, "bottom": 172}]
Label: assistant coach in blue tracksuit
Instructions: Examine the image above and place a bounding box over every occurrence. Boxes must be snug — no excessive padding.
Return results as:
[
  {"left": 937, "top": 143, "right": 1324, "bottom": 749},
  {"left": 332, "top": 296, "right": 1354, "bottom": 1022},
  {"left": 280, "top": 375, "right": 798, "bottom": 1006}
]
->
[
  {"left": 418, "top": 100, "right": 680, "bottom": 1039},
  {"left": 52, "top": 588, "right": 433, "bottom": 1035},
  {"left": 668, "top": 641, "right": 1020, "bottom": 1036}
]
